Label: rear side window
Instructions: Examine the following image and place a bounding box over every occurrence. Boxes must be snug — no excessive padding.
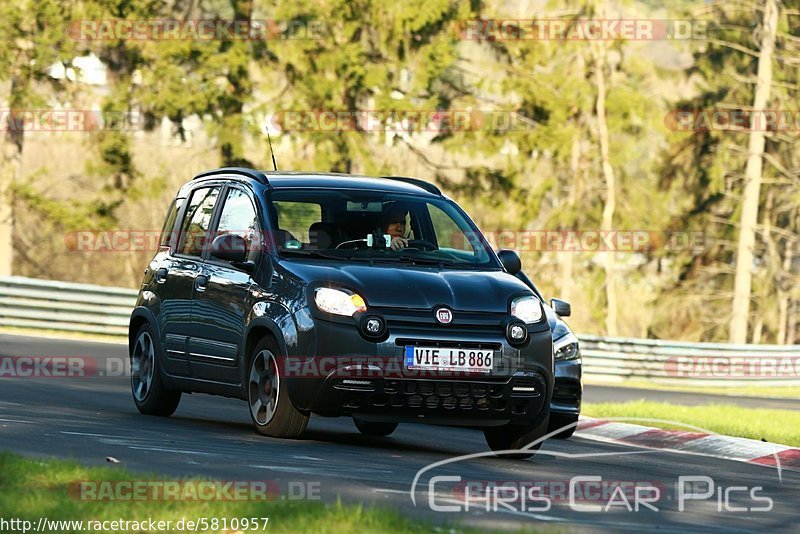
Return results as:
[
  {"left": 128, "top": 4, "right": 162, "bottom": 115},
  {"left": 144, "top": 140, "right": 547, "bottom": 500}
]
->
[
  {"left": 158, "top": 199, "right": 182, "bottom": 250},
  {"left": 177, "top": 187, "right": 220, "bottom": 257}
]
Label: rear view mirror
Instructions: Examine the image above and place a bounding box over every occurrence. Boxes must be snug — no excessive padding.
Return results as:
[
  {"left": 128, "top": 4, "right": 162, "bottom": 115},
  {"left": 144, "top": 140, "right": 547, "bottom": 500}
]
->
[
  {"left": 551, "top": 298, "right": 571, "bottom": 317},
  {"left": 497, "top": 249, "right": 521, "bottom": 275}
]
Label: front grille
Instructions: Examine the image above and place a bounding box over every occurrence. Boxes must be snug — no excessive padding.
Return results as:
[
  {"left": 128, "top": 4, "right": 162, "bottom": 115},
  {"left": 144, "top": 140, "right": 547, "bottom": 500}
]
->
[
  {"left": 378, "top": 307, "right": 507, "bottom": 338},
  {"left": 343, "top": 378, "right": 537, "bottom": 414},
  {"left": 395, "top": 338, "right": 503, "bottom": 351}
]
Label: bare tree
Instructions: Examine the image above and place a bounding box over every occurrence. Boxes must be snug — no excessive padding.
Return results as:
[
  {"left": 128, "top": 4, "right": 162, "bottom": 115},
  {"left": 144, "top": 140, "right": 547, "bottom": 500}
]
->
[
  {"left": 593, "top": 38, "right": 619, "bottom": 337},
  {"left": 730, "top": 0, "right": 779, "bottom": 343}
]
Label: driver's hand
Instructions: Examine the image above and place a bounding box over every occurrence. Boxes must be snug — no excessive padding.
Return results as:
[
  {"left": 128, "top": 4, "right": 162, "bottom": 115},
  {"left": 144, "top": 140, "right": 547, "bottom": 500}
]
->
[{"left": 390, "top": 236, "right": 408, "bottom": 250}]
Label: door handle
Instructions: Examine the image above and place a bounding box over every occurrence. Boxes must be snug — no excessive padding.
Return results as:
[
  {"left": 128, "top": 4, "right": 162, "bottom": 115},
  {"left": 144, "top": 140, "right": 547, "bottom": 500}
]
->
[
  {"left": 195, "top": 274, "right": 209, "bottom": 292},
  {"left": 155, "top": 268, "right": 168, "bottom": 284}
]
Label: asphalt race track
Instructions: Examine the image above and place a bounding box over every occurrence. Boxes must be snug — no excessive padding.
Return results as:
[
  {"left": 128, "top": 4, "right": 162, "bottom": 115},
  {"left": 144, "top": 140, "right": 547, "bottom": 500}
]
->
[{"left": 0, "top": 333, "right": 797, "bottom": 532}]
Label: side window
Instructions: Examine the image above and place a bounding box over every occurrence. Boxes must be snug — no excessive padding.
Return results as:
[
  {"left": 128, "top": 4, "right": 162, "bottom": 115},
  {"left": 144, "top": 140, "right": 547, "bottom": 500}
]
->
[
  {"left": 177, "top": 187, "right": 220, "bottom": 257},
  {"left": 158, "top": 199, "right": 182, "bottom": 250},
  {"left": 272, "top": 201, "right": 321, "bottom": 244},
  {"left": 428, "top": 204, "right": 476, "bottom": 254},
  {"left": 215, "top": 188, "right": 260, "bottom": 262}
]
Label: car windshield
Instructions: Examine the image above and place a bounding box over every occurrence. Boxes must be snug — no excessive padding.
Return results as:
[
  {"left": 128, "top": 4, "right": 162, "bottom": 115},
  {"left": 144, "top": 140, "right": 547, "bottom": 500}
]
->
[{"left": 266, "top": 188, "right": 499, "bottom": 268}]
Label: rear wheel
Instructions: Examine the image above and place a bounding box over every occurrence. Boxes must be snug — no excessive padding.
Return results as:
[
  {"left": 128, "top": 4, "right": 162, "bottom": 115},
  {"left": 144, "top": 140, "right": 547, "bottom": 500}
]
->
[
  {"left": 353, "top": 418, "right": 397, "bottom": 437},
  {"left": 248, "top": 338, "right": 308, "bottom": 438},
  {"left": 130, "top": 323, "right": 181, "bottom": 416},
  {"left": 484, "top": 414, "right": 549, "bottom": 459},
  {"left": 548, "top": 412, "right": 579, "bottom": 439}
]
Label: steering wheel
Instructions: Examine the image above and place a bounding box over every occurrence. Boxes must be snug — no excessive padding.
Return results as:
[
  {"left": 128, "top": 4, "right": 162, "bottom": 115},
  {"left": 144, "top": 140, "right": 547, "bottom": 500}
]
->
[
  {"left": 335, "top": 239, "right": 368, "bottom": 250},
  {"left": 404, "top": 239, "right": 438, "bottom": 251}
]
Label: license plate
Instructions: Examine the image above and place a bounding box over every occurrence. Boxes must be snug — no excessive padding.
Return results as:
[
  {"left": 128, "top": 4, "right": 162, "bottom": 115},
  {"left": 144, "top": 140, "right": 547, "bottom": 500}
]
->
[{"left": 404, "top": 346, "right": 494, "bottom": 373}]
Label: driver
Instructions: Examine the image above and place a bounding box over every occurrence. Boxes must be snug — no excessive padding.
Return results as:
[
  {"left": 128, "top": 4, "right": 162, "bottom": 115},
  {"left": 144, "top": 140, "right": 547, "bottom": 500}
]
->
[{"left": 383, "top": 205, "right": 408, "bottom": 250}]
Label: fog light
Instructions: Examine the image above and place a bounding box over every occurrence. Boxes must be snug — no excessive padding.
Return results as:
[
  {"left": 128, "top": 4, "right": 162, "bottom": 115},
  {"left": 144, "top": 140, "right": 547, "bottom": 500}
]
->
[
  {"left": 359, "top": 314, "right": 387, "bottom": 340},
  {"left": 366, "top": 318, "right": 382, "bottom": 334},
  {"left": 505, "top": 319, "right": 528, "bottom": 345},
  {"left": 510, "top": 324, "right": 525, "bottom": 341}
]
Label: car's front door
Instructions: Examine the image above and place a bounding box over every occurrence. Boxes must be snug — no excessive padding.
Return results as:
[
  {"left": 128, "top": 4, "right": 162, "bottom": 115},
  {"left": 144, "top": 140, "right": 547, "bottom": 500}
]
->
[{"left": 189, "top": 185, "right": 261, "bottom": 384}]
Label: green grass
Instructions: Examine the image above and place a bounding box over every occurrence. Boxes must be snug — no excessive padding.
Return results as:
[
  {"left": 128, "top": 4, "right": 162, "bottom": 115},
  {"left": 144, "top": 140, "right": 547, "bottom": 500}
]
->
[
  {"left": 0, "top": 452, "right": 528, "bottom": 534},
  {"left": 583, "top": 401, "right": 800, "bottom": 447},
  {"left": 584, "top": 377, "right": 800, "bottom": 399},
  {"left": 0, "top": 327, "right": 126, "bottom": 344}
]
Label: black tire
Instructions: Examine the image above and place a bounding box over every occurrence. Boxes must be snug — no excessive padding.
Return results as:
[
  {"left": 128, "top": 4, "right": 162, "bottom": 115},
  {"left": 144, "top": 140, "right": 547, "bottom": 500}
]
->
[
  {"left": 353, "top": 418, "right": 398, "bottom": 437},
  {"left": 247, "top": 337, "right": 309, "bottom": 438},
  {"left": 484, "top": 413, "right": 549, "bottom": 459},
  {"left": 130, "top": 323, "right": 181, "bottom": 416},
  {"left": 548, "top": 412, "right": 579, "bottom": 439}
]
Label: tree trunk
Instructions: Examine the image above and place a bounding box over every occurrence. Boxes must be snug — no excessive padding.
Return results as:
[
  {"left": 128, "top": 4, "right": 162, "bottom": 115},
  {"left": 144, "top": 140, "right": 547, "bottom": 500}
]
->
[
  {"left": 729, "top": 0, "right": 779, "bottom": 343},
  {"left": 777, "top": 235, "right": 795, "bottom": 344},
  {"left": 219, "top": 0, "right": 254, "bottom": 167},
  {"left": 0, "top": 79, "right": 24, "bottom": 277},
  {"left": 593, "top": 40, "right": 618, "bottom": 337}
]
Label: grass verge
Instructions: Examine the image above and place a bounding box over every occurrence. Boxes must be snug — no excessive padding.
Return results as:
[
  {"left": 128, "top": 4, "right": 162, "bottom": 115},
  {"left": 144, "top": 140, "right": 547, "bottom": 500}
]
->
[
  {"left": 584, "top": 378, "right": 800, "bottom": 399},
  {"left": 583, "top": 401, "right": 800, "bottom": 447},
  {"left": 0, "top": 452, "right": 512, "bottom": 534},
  {"left": 0, "top": 327, "right": 126, "bottom": 345}
]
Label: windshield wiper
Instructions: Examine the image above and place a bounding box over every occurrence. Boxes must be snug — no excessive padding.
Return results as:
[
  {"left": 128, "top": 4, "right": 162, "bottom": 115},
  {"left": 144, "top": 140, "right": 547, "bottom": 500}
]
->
[{"left": 394, "top": 254, "right": 475, "bottom": 268}]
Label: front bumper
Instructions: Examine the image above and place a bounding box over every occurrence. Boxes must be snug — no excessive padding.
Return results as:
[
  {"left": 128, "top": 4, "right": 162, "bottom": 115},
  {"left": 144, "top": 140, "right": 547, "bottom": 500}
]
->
[
  {"left": 315, "top": 370, "right": 549, "bottom": 427},
  {"left": 285, "top": 307, "right": 554, "bottom": 427},
  {"left": 550, "top": 357, "right": 582, "bottom": 416}
]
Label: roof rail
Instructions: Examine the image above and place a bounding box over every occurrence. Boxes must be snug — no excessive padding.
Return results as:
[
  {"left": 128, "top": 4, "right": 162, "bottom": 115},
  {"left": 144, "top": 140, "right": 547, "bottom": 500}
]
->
[
  {"left": 382, "top": 176, "right": 442, "bottom": 195},
  {"left": 193, "top": 167, "right": 270, "bottom": 185}
]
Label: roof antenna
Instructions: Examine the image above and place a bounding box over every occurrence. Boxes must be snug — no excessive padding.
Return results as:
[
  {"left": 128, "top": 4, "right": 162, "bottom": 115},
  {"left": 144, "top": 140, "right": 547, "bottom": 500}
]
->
[{"left": 266, "top": 129, "right": 278, "bottom": 171}]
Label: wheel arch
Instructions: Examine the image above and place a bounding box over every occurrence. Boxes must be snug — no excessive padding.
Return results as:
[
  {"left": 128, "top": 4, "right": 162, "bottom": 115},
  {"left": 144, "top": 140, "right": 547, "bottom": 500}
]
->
[{"left": 241, "top": 318, "right": 289, "bottom": 393}]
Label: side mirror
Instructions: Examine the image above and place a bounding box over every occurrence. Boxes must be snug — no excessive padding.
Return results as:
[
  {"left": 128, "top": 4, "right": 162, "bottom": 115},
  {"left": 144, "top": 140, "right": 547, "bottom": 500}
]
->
[
  {"left": 551, "top": 298, "right": 571, "bottom": 317},
  {"left": 497, "top": 249, "right": 521, "bottom": 275},
  {"left": 210, "top": 234, "right": 248, "bottom": 263}
]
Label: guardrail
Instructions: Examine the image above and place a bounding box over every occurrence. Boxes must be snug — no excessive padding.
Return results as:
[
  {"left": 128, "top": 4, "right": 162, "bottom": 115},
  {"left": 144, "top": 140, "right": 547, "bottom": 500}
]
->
[
  {"left": 0, "top": 276, "right": 136, "bottom": 337},
  {"left": 579, "top": 334, "right": 800, "bottom": 386},
  {"left": 1, "top": 276, "right": 798, "bottom": 385}
]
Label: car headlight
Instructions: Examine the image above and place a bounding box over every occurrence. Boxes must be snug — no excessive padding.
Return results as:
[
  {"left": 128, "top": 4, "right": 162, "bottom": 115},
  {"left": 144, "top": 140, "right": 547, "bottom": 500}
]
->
[
  {"left": 554, "top": 331, "right": 580, "bottom": 361},
  {"left": 510, "top": 296, "right": 544, "bottom": 324},
  {"left": 314, "top": 288, "right": 367, "bottom": 316}
]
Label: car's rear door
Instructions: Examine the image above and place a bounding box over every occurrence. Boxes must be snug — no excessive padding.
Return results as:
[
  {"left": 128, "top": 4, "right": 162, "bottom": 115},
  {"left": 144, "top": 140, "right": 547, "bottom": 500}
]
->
[{"left": 159, "top": 185, "right": 222, "bottom": 376}]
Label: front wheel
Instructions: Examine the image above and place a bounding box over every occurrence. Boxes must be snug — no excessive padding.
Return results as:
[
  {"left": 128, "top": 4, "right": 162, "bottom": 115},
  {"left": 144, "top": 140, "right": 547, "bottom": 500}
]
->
[
  {"left": 248, "top": 338, "right": 309, "bottom": 438},
  {"left": 130, "top": 324, "right": 181, "bottom": 416},
  {"left": 548, "top": 412, "right": 579, "bottom": 439},
  {"left": 484, "top": 414, "right": 549, "bottom": 459},
  {"left": 353, "top": 418, "right": 397, "bottom": 437}
]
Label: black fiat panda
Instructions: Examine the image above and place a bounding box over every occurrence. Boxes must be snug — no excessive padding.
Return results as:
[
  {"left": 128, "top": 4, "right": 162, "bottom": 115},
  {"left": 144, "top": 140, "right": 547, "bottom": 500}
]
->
[{"left": 129, "top": 168, "right": 554, "bottom": 456}]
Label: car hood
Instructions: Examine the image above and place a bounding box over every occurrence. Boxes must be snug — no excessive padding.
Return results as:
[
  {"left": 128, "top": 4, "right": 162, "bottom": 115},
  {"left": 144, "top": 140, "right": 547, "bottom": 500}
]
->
[{"left": 279, "top": 259, "right": 533, "bottom": 313}]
